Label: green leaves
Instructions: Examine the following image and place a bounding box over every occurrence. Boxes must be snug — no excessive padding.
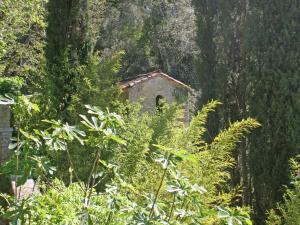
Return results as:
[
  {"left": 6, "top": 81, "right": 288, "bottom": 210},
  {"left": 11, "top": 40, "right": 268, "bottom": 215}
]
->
[
  {"left": 0, "top": 0, "right": 46, "bottom": 78},
  {"left": 43, "top": 120, "right": 86, "bottom": 145},
  {"left": 167, "top": 173, "right": 207, "bottom": 197},
  {"left": 1, "top": 101, "right": 256, "bottom": 224},
  {"left": 187, "top": 100, "right": 222, "bottom": 151},
  {"left": 217, "top": 206, "right": 252, "bottom": 225},
  {"left": 79, "top": 105, "right": 126, "bottom": 146},
  {"left": 0, "top": 94, "right": 15, "bottom": 104},
  {"left": 153, "top": 144, "right": 196, "bottom": 167},
  {"left": 80, "top": 114, "right": 101, "bottom": 131}
]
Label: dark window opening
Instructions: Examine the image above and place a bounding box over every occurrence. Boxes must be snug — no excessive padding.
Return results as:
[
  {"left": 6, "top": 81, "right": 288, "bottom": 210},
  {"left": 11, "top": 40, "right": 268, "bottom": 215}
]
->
[{"left": 156, "top": 95, "right": 164, "bottom": 112}]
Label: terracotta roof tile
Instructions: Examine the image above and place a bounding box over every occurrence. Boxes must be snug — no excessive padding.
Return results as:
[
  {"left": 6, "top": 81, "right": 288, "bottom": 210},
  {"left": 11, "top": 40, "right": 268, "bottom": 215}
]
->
[{"left": 119, "top": 70, "right": 193, "bottom": 91}]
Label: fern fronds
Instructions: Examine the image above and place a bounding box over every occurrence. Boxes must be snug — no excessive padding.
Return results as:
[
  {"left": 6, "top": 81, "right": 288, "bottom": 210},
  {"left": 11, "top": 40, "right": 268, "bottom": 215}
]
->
[
  {"left": 210, "top": 118, "right": 261, "bottom": 156},
  {"left": 187, "top": 100, "right": 222, "bottom": 151}
]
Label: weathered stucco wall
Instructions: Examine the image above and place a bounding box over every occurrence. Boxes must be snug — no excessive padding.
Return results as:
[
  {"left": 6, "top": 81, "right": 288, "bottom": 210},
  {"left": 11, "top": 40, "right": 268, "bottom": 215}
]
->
[
  {"left": 0, "top": 104, "right": 13, "bottom": 163},
  {"left": 127, "top": 75, "right": 192, "bottom": 123}
]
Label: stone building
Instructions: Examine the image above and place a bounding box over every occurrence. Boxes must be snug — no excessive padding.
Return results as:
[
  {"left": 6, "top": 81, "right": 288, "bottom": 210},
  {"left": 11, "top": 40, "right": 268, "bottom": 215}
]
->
[
  {"left": 119, "top": 70, "right": 194, "bottom": 123},
  {"left": 0, "top": 103, "right": 13, "bottom": 164}
]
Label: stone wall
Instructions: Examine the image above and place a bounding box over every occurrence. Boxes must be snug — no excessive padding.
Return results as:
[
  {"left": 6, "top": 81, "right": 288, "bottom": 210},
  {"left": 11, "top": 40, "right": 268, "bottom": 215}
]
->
[
  {"left": 0, "top": 104, "right": 13, "bottom": 163},
  {"left": 127, "top": 75, "right": 193, "bottom": 124}
]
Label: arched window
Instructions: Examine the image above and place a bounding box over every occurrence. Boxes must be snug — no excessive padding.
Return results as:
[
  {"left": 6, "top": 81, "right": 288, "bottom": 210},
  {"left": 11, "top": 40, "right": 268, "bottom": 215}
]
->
[{"left": 156, "top": 95, "right": 164, "bottom": 112}]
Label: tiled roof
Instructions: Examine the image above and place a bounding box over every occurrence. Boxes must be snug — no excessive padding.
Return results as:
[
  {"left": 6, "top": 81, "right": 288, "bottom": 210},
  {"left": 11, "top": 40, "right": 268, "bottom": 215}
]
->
[{"left": 119, "top": 70, "right": 193, "bottom": 91}]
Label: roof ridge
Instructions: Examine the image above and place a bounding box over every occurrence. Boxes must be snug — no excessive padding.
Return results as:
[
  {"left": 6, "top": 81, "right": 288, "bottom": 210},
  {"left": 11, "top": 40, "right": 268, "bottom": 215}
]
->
[
  {"left": 122, "top": 70, "right": 161, "bottom": 81},
  {"left": 119, "top": 70, "right": 193, "bottom": 91}
]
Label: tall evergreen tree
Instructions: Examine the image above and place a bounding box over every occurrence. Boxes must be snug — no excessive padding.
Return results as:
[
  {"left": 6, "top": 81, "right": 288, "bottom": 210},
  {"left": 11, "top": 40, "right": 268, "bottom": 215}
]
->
[
  {"left": 192, "top": 0, "right": 220, "bottom": 139},
  {"left": 215, "top": 0, "right": 249, "bottom": 204},
  {"left": 45, "top": 0, "right": 91, "bottom": 119},
  {"left": 246, "top": 0, "right": 300, "bottom": 222},
  {"left": 193, "top": 0, "right": 250, "bottom": 205}
]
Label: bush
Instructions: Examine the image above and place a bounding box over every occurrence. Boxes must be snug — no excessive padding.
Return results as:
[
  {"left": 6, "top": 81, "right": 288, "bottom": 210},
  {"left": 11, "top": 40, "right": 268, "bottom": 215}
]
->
[
  {"left": 267, "top": 156, "right": 300, "bottom": 225},
  {"left": 0, "top": 100, "right": 259, "bottom": 224},
  {"left": 0, "top": 77, "right": 23, "bottom": 97}
]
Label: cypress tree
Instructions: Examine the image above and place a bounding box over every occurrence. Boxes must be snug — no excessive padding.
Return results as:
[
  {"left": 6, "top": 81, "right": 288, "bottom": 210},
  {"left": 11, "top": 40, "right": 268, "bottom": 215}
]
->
[
  {"left": 216, "top": 0, "right": 249, "bottom": 204},
  {"left": 246, "top": 0, "right": 300, "bottom": 222},
  {"left": 192, "top": 0, "right": 220, "bottom": 139},
  {"left": 193, "top": 0, "right": 250, "bottom": 205},
  {"left": 45, "top": 0, "right": 91, "bottom": 120}
]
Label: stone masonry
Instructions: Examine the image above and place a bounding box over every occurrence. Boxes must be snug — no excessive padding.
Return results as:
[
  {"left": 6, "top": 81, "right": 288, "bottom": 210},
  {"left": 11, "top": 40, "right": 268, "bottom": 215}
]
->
[
  {"left": 0, "top": 103, "right": 13, "bottom": 163},
  {"left": 119, "top": 71, "right": 195, "bottom": 124}
]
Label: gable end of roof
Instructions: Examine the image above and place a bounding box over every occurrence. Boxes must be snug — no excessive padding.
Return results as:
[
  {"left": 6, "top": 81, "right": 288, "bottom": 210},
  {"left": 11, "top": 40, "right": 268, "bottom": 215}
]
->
[{"left": 119, "top": 70, "right": 193, "bottom": 91}]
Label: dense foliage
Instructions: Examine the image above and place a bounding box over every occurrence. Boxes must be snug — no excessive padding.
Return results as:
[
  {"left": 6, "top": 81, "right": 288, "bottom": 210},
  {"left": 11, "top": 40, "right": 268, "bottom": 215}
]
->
[
  {"left": 246, "top": 0, "right": 300, "bottom": 221},
  {"left": 0, "top": 0, "right": 299, "bottom": 224},
  {"left": 192, "top": 0, "right": 300, "bottom": 222},
  {"left": 266, "top": 156, "right": 300, "bottom": 225},
  {"left": 0, "top": 0, "right": 46, "bottom": 89},
  {"left": 98, "top": 0, "right": 197, "bottom": 83},
  {"left": 192, "top": 0, "right": 250, "bottom": 209},
  {"left": 43, "top": 0, "right": 104, "bottom": 120},
  {"left": 0, "top": 99, "right": 258, "bottom": 224},
  {"left": 0, "top": 77, "right": 23, "bottom": 97}
]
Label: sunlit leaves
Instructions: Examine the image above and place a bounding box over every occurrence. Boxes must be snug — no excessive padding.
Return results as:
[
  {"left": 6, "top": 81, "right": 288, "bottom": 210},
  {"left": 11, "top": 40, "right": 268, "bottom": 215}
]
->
[
  {"left": 42, "top": 119, "right": 86, "bottom": 145},
  {"left": 79, "top": 105, "right": 126, "bottom": 146},
  {"left": 187, "top": 100, "right": 222, "bottom": 151},
  {"left": 0, "top": 94, "right": 15, "bottom": 104},
  {"left": 0, "top": 0, "right": 46, "bottom": 78},
  {"left": 1, "top": 101, "right": 256, "bottom": 224},
  {"left": 217, "top": 206, "right": 252, "bottom": 225}
]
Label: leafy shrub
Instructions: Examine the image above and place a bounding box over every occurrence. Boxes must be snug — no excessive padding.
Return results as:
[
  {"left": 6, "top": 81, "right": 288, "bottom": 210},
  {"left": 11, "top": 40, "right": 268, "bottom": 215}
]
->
[
  {"left": 0, "top": 100, "right": 258, "bottom": 224},
  {"left": 267, "top": 156, "right": 300, "bottom": 225},
  {"left": 0, "top": 77, "right": 23, "bottom": 97}
]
